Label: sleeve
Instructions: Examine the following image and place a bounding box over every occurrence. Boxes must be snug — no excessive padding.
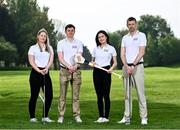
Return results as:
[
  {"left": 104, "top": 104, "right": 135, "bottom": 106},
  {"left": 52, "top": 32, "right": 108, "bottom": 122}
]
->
[
  {"left": 91, "top": 48, "right": 96, "bottom": 58},
  {"left": 121, "top": 36, "right": 125, "bottom": 47},
  {"left": 139, "top": 33, "right": 147, "bottom": 46},
  {"left": 78, "top": 41, "right": 83, "bottom": 53},
  {"left": 57, "top": 41, "right": 63, "bottom": 52},
  {"left": 112, "top": 47, "right": 117, "bottom": 56},
  {"left": 28, "top": 46, "right": 34, "bottom": 55}
]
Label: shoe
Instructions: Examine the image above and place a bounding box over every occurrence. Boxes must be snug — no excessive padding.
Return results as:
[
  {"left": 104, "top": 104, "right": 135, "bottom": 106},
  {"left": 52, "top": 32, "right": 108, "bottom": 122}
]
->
[
  {"left": 94, "top": 117, "right": 103, "bottom": 123},
  {"left": 117, "top": 117, "right": 130, "bottom": 125},
  {"left": 30, "top": 118, "right": 38, "bottom": 123},
  {"left": 57, "top": 116, "right": 64, "bottom": 123},
  {"left": 41, "top": 117, "right": 54, "bottom": 123},
  {"left": 75, "top": 116, "right": 82, "bottom": 123},
  {"left": 102, "top": 118, "right": 109, "bottom": 123},
  {"left": 141, "top": 118, "right": 148, "bottom": 125}
]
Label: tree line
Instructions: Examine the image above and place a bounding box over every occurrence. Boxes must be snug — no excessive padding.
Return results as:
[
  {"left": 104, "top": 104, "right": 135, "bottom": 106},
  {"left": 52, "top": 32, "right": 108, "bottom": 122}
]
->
[
  {"left": 109, "top": 15, "right": 180, "bottom": 68},
  {"left": 0, "top": 0, "right": 91, "bottom": 69},
  {"left": 0, "top": 0, "right": 180, "bottom": 69}
]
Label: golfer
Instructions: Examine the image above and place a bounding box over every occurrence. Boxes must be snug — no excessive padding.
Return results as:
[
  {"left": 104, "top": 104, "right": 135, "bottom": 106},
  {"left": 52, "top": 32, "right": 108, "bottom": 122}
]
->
[
  {"left": 28, "top": 28, "right": 54, "bottom": 123},
  {"left": 118, "top": 17, "right": 148, "bottom": 125},
  {"left": 92, "top": 30, "right": 117, "bottom": 123},
  {"left": 57, "top": 24, "right": 83, "bottom": 123}
]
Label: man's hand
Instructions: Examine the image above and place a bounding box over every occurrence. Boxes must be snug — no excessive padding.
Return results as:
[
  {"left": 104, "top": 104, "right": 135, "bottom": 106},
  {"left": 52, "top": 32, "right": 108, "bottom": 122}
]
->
[
  {"left": 125, "top": 65, "right": 133, "bottom": 75},
  {"left": 68, "top": 65, "right": 78, "bottom": 73}
]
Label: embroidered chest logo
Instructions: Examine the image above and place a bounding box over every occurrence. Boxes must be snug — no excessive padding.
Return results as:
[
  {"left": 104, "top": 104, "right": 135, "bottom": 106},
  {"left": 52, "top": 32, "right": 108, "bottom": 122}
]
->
[
  {"left": 72, "top": 45, "right": 77, "bottom": 49},
  {"left": 104, "top": 49, "right": 108, "bottom": 52},
  {"left": 133, "top": 38, "right": 138, "bottom": 41}
]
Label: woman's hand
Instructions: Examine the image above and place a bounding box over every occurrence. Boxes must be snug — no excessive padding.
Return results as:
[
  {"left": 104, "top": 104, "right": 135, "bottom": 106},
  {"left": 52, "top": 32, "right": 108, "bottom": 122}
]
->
[
  {"left": 43, "top": 68, "right": 49, "bottom": 74},
  {"left": 38, "top": 69, "right": 46, "bottom": 75},
  {"left": 89, "top": 61, "right": 96, "bottom": 67},
  {"left": 107, "top": 67, "right": 113, "bottom": 74}
]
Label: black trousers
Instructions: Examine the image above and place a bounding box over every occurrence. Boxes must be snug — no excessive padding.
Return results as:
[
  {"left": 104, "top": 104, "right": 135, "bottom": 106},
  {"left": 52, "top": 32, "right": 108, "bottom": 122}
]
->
[
  {"left": 29, "top": 68, "right": 53, "bottom": 118},
  {"left": 93, "top": 66, "right": 111, "bottom": 118}
]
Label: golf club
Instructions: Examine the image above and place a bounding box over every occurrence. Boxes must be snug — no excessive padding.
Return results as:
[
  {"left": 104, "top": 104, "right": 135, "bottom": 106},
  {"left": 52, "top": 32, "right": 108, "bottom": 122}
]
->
[
  {"left": 75, "top": 54, "right": 122, "bottom": 78},
  {"left": 39, "top": 74, "right": 46, "bottom": 124},
  {"left": 43, "top": 74, "right": 45, "bottom": 124}
]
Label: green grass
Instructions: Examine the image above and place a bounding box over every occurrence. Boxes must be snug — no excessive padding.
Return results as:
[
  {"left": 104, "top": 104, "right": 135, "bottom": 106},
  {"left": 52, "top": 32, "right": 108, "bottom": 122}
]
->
[{"left": 0, "top": 67, "right": 180, "bottom": 129}]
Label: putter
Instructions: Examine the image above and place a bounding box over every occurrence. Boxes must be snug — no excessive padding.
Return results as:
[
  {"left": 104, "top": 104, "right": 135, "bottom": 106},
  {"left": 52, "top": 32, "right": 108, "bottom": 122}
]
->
[
  {"left": 39, "top": 94, "right": 44, "bottom": 103},
  {"left": 39, "top": 74, "right": 46, "bottom": 124},
  {"left": 43, "top": 74, "right": 45, "bottom": 124},
  {"left": 75, "top": 54, "right": 122, "bottom": 78}
]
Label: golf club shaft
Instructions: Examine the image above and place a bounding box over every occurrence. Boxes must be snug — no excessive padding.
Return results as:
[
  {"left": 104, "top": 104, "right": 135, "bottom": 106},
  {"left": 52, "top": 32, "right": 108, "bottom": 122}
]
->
[
  {"left": 43, "top": 74, "right": 45, "bottom": 124},
  {"left": 93, "top": 64, "right": 122, "bottom": 78},
  {"left": 39, "top": 94, "right": 44, "bottom": 103}
]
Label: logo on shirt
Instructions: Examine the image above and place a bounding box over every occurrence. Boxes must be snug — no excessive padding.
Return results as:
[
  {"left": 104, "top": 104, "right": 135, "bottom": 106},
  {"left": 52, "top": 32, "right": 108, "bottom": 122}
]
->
[
  {"left": 133, "top": 38, "right": 138, "bottom": 41},
  {"left": 72, "top": 45, "right": 77, "bottom": 49},
  {"left": 104, "top": 49, "right": 108, "bottom": 52}
]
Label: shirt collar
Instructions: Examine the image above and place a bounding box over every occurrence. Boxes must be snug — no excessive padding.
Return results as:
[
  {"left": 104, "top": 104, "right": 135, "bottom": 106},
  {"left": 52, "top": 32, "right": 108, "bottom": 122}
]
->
[
  {"left": 65, "top": 38, "right": 75, "bottom": 43},
  {"left": 97, "top": 43, "right": 109, "bottom": 49},
  {"left": 127, "top": 30, "right": 139, "bottom": 36}
]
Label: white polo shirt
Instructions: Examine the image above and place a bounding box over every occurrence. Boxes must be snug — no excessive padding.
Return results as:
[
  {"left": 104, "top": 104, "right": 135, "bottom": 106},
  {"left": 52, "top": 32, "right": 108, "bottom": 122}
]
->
[
  {"left": 28, "top": 44, "right": 53, "bottom": 68},
  {"left": 57, "top": 38, "right": 83, "bottom": 66},
  {"left": 121, "top": 31, "right": 147, "bottom": 64},
  {"left": 92, "top": 44, "right": 117, "bottom": 67}
]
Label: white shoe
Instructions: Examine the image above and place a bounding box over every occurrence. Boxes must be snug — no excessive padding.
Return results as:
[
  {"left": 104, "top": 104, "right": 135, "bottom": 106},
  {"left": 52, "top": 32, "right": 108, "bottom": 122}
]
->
[
  {"left": 42, "top": 117, "right": 54, "bottom": 123},
  {"left": 30, "top": 118, "right": 38, "bottom": 123},
  {"left": 141, "top": 118, "right": 148, "bottom": 125},
  {"left": 94, "top": 117, "right": 104, "bottom": 123},
  {"left": 57, "top": 116, "right": 64, "bottom": 123},
  {"left": 75, "top": 116, "right": 82, "bottom": 123},
  {"left": 102, "top": 118, "right": 109, "bottom": 123},
  {"left": 117, "top": 117, "right": 130, "bottom": 124}
]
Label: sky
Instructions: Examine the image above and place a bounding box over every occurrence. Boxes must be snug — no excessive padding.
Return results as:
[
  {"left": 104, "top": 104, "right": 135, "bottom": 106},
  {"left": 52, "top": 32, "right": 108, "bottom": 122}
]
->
[{"left": 37, "top": 0, "right": 180, "bottom": 52}]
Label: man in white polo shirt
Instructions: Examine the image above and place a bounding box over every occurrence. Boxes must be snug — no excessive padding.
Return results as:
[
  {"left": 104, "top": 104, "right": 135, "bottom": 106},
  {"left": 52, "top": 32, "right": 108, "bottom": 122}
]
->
[
  {"left": 57, "top": 24, "right": 83, "bottom": 123},
  {"left": 118, "top": 17, "right": 148, "bottom": 125}
]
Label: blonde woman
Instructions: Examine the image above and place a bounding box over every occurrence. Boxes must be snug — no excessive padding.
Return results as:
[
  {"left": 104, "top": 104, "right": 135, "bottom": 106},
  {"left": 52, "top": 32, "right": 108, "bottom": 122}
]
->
[{"left": 28, "top": 28, "right": 54, "bottom": 123}]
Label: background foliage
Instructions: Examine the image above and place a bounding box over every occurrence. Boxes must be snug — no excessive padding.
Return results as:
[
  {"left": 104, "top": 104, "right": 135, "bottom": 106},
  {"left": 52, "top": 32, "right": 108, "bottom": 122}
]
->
[{"left": 0, "top": 0, "right": 180, "bottom": 69}]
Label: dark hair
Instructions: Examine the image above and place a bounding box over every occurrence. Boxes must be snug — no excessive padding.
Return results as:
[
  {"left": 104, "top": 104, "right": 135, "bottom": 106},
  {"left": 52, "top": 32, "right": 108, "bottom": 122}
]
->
[
  {"left": 65, "top": 24, "right": 75, "bottom": 31},
  {"left": 127, "top": 17, "right": 137, "bottom": 24},
  {"left": 95, "top": 30, "right": 110, "bottom": 46}
]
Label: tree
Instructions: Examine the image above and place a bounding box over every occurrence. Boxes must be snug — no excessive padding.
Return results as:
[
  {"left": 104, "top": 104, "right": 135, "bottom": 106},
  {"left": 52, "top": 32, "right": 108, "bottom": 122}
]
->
[
  {"left": 82, "top": 45, "right": 91, "bottom": 69},
  {"left": 6, "top": 0, "right": 57, "bottom": 66},
  {"left": 108, "top": 30, "right": 128, "bottom": 69},
  {"left": 138, "top": 15, "right": 174, "bottom": 66},
  {"left": 144, "top": 33, "right": 160, "bottom": 66},
  {"left": 0, "top": 36, "right": 18, "bottom": 66},
  {"left": 0, "top": 5, "right": 16, "bottom": 43},
  {"left": 158, "top": 35, "right": 180, "bottom": 65},
  {"left": 138, "top": 15, "right": 173, "bottom": 40},
  {"left": 52, "top": 19, "right": 66, "bottom": 69}
]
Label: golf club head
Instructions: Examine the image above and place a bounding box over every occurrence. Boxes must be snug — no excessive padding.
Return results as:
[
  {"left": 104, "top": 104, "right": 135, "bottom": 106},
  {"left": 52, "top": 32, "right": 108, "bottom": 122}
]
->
[{"left": 74, "top": 54, "right": 85, "bottom": 64}]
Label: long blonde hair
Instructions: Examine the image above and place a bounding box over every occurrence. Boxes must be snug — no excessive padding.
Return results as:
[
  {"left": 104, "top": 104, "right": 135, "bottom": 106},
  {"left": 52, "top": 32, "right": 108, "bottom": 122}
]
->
[{"left": 37, "top": 28, "right": 51, "bottom": 53}]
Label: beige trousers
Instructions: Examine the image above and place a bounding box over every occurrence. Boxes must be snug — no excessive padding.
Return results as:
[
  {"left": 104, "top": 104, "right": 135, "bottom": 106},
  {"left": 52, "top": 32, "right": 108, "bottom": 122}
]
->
[
  {"left": 122, "top": 64, "right": 147, "bottom": 119},
  {"left": 58, "top": 68, "right": 81, "bottom": 117}
]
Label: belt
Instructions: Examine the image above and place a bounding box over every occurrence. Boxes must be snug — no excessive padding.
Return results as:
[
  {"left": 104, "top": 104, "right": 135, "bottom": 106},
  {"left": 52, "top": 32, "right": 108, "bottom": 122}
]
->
[
  {"left": 60, "top": 65, "right": 68, "bottom": 70},
  {"left": 127, "top": 62, "right": 143, "bottom": 66},
  {"left": 60, "top": 65, "right": 80, "bottom": 70}
]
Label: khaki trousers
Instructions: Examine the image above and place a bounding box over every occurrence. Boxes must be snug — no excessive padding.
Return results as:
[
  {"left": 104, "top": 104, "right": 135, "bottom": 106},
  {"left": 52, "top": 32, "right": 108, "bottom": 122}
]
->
[
  {"left": 58, "top": 68, "right": 81, "bottom": 117},
  {"left": 122, "top": 64, "right": 147, "bottom": 119}
]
